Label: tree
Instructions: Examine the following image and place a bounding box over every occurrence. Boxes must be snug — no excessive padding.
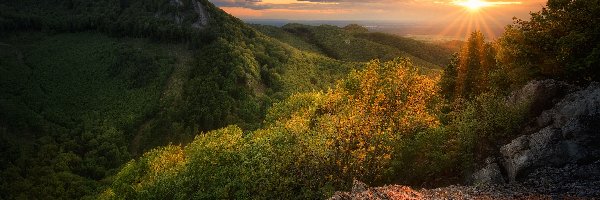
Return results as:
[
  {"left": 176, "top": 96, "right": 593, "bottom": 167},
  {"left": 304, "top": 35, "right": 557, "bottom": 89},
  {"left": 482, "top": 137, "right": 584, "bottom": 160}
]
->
[
  {"left": 442, "top": 31, "right": 496, "bottom": 99},
  {"left": 343, "top": 24, "right": 368, "bottom": 33},
  {"left": 497, "top": 0, "right": 600, "bottom": 85},
  {"left": 440, "top": 53, "right": 459, "bottom": 99}
]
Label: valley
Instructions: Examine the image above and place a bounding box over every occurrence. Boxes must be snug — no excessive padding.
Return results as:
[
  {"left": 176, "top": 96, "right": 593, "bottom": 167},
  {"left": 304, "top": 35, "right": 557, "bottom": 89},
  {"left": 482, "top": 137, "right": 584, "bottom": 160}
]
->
[{"left": 1, "top": 0, "right": 599, "bottom": 199}]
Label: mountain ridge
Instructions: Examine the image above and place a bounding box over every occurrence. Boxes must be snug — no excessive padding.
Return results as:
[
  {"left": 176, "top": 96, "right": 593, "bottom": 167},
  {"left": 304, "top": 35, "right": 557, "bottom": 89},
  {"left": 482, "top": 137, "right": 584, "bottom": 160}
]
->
[
  {"left": 0, "top": 0, "right": 416, "bottom": 198},
  {"left": 251, "top": 23, "right": 452, "bottom": 70}
]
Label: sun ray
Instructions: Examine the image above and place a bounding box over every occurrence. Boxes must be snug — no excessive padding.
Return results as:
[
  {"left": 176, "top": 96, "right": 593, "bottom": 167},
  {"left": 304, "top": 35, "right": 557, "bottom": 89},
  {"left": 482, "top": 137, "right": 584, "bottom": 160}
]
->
[
  {"left": 435, "top": 0, "right": 525, "bottom": 40},
  {"left": 478, "top": 11, "right": 502, "bottom": 38},
  {"left": 477, "top": 14, "right": 496, "bottom": 38},
  {"left": 455, "top": 14, "right": 471, "bottom": 39},
  {"left": 437, "top": 10, "right": 469, "bottom": 38},
  {"left": 468, "top": 16, "right": 475, "bottom": 36},
  {"left": 455, "top": 0, "right": 491, "bottom": 11},
  {"left": 454, "top": 0, "right": 523, "bottom": 11}
]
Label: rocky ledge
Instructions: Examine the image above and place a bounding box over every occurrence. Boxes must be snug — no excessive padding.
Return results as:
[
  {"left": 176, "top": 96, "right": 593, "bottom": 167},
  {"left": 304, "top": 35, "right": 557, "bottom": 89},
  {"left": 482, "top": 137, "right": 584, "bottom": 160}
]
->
[{"left": 331, "top": 80, "right": 600, "bottom": 199}]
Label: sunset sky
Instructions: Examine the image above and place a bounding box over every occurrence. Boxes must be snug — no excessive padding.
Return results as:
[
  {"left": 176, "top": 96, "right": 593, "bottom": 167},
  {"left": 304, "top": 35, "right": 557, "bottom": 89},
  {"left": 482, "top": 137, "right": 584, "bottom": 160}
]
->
[
  {"left": 209, "top": 0, "right": 545, "bottom": 21},
  {"left": 209, "top": 0, "right": 547, "bottom": 39}
]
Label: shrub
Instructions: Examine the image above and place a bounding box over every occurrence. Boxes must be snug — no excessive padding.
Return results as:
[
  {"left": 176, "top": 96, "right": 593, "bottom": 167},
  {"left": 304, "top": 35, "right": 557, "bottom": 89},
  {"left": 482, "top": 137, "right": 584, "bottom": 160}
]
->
[
  {"left": 104, "top": 58, "right": 444, "bottom": 199},
  {"left": 496, "top": 0, "right": 600, "bottom": 84},
  {"left": 445, "top": 93, "right": 529, "bottom": 171}
]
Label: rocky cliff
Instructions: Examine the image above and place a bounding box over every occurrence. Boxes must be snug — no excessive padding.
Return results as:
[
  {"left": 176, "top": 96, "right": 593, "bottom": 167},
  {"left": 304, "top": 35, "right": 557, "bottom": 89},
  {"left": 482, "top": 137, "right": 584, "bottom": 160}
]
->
[
  {"left": 474, "top": 80, "right": 600, "bottom": 196},
  {"left": 331, "top": 80, "right": 600, "bottom": 199},
  {"left": 154, "top": 0, "right": 211, "bottom": 29}
]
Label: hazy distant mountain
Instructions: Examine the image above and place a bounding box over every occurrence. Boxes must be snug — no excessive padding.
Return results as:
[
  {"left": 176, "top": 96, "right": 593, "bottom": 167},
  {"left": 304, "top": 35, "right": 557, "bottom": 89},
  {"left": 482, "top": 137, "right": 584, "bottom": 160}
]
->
[{"left": 252, "top": 23, "right": 454, "bottom": 70}]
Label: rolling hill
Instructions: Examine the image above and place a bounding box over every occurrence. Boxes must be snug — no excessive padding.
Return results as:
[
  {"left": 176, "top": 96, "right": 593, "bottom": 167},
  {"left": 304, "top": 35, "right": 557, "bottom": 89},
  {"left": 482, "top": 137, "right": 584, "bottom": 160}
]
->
[
  {"left": 0, "top": 0, "right": 455, "bottom": 199},
  {"left": 0, "top": 0, "right": 359, "bottom": 198},
  {"left": 4, "top": 0, "right": 599, "bottom": 199},
  {"left": 251, "top": 23, "right": 455, "bottom": 70}
]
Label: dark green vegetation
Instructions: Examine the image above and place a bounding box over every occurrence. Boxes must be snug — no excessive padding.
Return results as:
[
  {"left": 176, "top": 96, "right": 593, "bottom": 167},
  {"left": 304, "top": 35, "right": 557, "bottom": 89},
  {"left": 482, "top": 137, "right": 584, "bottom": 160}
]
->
[
  {"left": 102, "top": 0, "right": 600, "bottom": 199},
  {"left": 250, "top": 24, "right": 327, "bottom": 54},
  {"left": 497, "top": 0, "right": 600, "bottom": 85},
  {"left": 103, "top": 59, "right": 442, "bottom": 199},
  {"left": 0, "top": 32, "right": 175, "bottom": 198},
  {"left": 2, "top": 0, "right": 598, "bottom": 199},
  {"left": 1, "top": 0, "right": 217, "bottom": 43},
  {"left": 0, "top": 0, "right": 360, "bottom": 199},
  {"left": 103, "top": 58, "right": 528, "bottom": 199}
]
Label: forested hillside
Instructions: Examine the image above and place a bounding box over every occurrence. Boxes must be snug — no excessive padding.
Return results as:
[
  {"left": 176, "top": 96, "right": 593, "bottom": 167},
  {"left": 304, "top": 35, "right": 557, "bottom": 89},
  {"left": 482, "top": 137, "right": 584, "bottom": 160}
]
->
[
  {"left": 102, "top": 58, "right": 445, "bottom": 199},
  {"left": 354, "top": 32, "right": 454, "bottom": 67},
  {"left": 0, "top": 32, "right": 176, "bottom": 198},
  {"left": 101, "top": 0, "right": 600, "bottom": 199},
  {"left": 251, "top": 23, "right": 452, "bottom": 70},
  {"left": 2, "top": 0, "right": 598, "bottom": 199},
  {"left": 0, "top": 0, "right": 358, "bottom": 198},
  {"left": 250, "top": 24, "right": 326, "bottom": 55}
]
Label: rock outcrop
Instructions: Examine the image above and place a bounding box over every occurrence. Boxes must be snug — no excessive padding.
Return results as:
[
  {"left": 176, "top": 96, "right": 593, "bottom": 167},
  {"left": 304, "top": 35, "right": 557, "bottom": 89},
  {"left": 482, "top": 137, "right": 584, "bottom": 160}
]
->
[
  {"left": 471, "top": 157, "right": 505, "bottom": 185},
  {"left": 470, "top": 80, "right": 600, "bottom": 197},
  {"left": 191, "top": 0, "right": 210, "bottom": 28},
  {"left": 506, "top": 79, "right": 576, "bottom": 121},
  {"left": 500, "top": 82, "right": 600, "bottom": 182},
  {"left": 155, "top": 0, "right": 210, "bottom": 29},
  {"left": 330, "top": 80, "right": 600, "bottom": 199},
  {"left": 522, "top": 160, "right": 600, "bottom": 196}
]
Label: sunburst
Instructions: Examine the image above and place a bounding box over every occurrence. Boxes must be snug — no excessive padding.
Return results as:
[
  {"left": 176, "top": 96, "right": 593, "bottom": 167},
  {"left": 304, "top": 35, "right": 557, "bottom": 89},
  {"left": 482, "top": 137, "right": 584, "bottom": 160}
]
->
[
  {"left": 432, "top": 0, "right": 522, "bottom": 40},
  {"left": 455, "top": 0, "right": 491, "bottom": 11}
]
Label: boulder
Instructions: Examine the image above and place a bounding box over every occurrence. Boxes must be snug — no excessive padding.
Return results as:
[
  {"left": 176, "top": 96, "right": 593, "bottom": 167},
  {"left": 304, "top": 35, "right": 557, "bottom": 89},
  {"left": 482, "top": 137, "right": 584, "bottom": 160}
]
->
[
  {"left": 506, "top": 79, "right": 576, "bottom": 119},
  {"left": 500, "top": 82, "right": 600, "bottom": 182},
  {"left": 471, "top": 157, "right": 505, "bottom": 185}
]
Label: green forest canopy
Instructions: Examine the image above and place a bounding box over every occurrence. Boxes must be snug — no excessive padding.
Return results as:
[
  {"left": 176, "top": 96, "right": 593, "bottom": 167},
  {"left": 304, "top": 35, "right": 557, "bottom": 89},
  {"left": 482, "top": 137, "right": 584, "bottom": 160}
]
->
[
  {"left": 1, "top": 0, "right": 598, "bottom": 199},
  {"left": 101, "top": 0, "right": 600, "bottom": 198}
]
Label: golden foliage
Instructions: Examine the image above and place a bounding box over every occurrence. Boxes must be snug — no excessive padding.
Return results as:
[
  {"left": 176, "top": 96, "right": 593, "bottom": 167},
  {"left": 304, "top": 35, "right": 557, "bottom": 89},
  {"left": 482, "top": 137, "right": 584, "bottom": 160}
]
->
[
  {"left": 105, "top": 58, "right": 444, "bottom": 199},
  {"left": 148, "top": 146, "right": 186, "bottom": 178},
  {"left": 319, "top": 58, "right": 441, "bottom": 181},
  {"left": 137, "top": 145, "right": 187, "bottom": 191}
]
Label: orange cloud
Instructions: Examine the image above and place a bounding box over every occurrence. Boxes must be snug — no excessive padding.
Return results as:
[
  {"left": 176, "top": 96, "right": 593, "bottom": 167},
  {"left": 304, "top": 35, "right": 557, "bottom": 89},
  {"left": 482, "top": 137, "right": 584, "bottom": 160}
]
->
[
  {"left": 214, "top": 0, "right": 546, "bottom": 23},
  {"left": 221, "top": 7, "right": 264, "bottom": 17},
  {"left": 220, "top": 6, "right": 353, "bottom": 19}
]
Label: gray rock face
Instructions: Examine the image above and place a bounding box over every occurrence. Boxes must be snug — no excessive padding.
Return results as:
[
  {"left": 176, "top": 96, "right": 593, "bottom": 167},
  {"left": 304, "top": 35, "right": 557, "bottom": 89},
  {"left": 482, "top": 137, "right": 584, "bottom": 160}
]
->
[
  {"left": 522, "top": 160, "right": 600, "bottom": 196},
  {"left": 506, "top": 79, "right": 576, "bottom": 119},
  {"left": 169, "top": 0, "right": 183, "bottom": 7},
  {"left": 191, "top": 0, "right": 210, "bottom": 28},
  {"left": 500, "top": 82, "right": 600, "bottom": 182},
  {"left": 156, "top": 0, "right": 210, "bottom": 29},
  {"left": 471, "top": 158, "right": 505, "bottom": 185}
]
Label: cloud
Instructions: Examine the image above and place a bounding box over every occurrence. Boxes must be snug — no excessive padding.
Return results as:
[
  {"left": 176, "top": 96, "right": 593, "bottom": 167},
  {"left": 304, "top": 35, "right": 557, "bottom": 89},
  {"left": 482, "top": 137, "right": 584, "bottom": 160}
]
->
[
  {"left": 210, "top": 0, "right": 337, "bottom": 10},
  {"left": 210, "top": 0, "right": 410, "bottom": 11},
  {"left": 210, "top": 0, "right": 270, "bottom": 9},
  {"left": 209, "top": 0, "right": 545, "bottom": 21},
  {"left": 296, "top": 0, "right": 370, "bottom": 2},
  {"left": 210, "top": 0, "right": 535, "bottom": 10},
  {"left": 295, "top": 0, "right": 399, "bottom": 2}
]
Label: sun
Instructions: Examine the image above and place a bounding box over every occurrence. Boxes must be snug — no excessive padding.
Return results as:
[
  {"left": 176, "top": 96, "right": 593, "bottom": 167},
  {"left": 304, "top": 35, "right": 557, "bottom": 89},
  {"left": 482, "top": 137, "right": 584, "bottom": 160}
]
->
[{"left": 455, "top": 0, "right": 491, "bottom": 11}]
